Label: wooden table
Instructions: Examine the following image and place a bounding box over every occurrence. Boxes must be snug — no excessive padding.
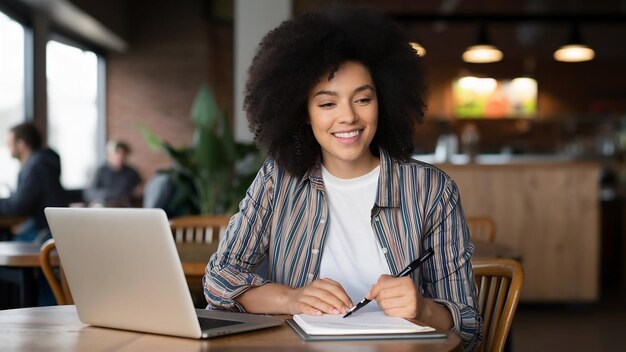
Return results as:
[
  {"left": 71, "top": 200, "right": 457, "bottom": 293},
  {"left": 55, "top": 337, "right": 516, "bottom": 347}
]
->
[
  {"left": 0, "top": 242, "right": 60, "bottom": 307},
  {"left": 0, "top": 241, "right": 214, "bottom": 308},
  {"left": 0, "top": 242, "right": 59, "bottom": 267},
  {"left": 473, "top": 242, "right": 522, "bottom": 261},
  {"left": 0, "top": 242, "right": 210, "bottom": 274},
  {"left": 0, "top": 305, "right": 462, "bottom": 351},
  {"left": 0, "top": 240, "right": 520, "bottom": 308},
  {"left": 179, "top": 241, "right": 524, "bottom": 276},
  {"left": 178, "top": 241, "right": 523, "bottom": 284}
]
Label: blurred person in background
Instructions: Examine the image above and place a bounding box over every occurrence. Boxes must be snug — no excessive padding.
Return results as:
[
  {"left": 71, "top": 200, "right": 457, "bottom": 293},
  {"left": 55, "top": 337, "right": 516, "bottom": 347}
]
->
[
  {"left": 0, "top": 122, "right": 68, "bottom": 242},
  {"left": 84, "top": 140, "right": 142, "bottom": 207}
]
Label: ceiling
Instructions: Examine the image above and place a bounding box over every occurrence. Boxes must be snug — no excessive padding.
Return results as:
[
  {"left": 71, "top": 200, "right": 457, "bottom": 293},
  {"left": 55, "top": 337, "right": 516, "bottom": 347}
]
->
[
  {"left": 6, "top": 0, "right": 625, "bottom": 61},
  {"left": 296, "top": 0, "right": 626, "bottom": 63}
]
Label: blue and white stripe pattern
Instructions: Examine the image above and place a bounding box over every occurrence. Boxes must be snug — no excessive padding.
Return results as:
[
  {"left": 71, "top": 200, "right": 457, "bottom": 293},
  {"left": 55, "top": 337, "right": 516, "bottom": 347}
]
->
[{"left": 204, "top": 148, "right": 482, "bottom": 351}]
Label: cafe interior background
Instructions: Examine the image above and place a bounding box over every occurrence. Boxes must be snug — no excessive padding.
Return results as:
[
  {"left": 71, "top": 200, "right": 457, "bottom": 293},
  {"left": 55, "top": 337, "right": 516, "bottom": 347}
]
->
[{"left": 0, "top": 0, "right": 625, "bottom": 350}]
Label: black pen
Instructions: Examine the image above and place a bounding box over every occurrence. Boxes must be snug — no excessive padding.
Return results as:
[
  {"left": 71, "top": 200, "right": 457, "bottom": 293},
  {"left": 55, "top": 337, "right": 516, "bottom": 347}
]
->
[{"left": 343, "top": 247, "right": 435, "bottom": 318}]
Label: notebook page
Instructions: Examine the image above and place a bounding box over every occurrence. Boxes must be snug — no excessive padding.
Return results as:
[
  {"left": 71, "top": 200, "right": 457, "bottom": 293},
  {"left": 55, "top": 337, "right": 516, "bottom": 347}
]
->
[{"left": 293, "top": 311, "right": 435, "bottom": 335}]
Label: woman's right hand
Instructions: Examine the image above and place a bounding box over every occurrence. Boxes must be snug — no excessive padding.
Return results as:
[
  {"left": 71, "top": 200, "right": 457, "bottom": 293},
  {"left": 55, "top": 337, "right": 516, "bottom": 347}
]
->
[{"left": 286, "top": 278, "right": 353, "bottom": 316}]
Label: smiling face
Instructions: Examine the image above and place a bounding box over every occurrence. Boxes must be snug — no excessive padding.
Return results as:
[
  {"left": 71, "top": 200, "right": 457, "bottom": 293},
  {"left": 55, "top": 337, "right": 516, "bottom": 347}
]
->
[{"left": 307, "top": 61, "right": 379, "bottom": 178}]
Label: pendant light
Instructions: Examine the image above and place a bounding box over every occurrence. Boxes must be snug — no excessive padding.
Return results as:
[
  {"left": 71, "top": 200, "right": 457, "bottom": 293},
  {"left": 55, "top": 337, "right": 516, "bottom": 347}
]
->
[
  {"left": 554, "top": 23, "right": 595, "bottom": 62},
  {"left": 409, "top": 41, "right": 426, "bottom": 57},
  {"left": 462, "top": 24, "right": 503, "bottom": 63}
]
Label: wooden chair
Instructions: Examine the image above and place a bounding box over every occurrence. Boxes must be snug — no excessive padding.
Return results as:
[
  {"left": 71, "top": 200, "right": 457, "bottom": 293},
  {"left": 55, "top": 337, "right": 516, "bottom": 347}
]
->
[
  {"left": 467, "top": 216, "right": 496, "bottom": 243},
  {"left": 169, "top": 215, "right": 231, "bottom": 244},
  {"left": 472, "top": 259, "right": 524, "bottom": 352},
  {"left": 40, "top": 239, "right": 73, "bottom": 305},
  {"left": 169, "top": 215, "right": 231, "bottom": 307}
]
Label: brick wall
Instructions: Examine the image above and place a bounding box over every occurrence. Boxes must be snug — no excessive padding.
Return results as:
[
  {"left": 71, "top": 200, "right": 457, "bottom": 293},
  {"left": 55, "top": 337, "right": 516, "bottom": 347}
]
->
[{"left": 106, "top": 0, "right": 233, "bottom": 182}]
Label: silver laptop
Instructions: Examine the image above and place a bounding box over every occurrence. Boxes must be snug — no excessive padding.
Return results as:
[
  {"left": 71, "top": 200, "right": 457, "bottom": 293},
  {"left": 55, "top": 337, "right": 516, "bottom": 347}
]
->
[{"left": 44, "top": 207, "right": 281, "bottom": 339}]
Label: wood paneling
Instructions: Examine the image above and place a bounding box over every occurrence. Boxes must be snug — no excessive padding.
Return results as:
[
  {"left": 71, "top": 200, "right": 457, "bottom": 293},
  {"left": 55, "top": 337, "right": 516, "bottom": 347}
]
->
[{"left": 438, "top": 162, "right": 600, "bottom": 302}]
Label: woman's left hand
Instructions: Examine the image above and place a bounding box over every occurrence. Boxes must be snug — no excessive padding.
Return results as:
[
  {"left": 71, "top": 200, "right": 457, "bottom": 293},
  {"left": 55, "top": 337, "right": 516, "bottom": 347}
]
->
[{"left": 367, "top": 275, "right": 422, "bottom": 319}]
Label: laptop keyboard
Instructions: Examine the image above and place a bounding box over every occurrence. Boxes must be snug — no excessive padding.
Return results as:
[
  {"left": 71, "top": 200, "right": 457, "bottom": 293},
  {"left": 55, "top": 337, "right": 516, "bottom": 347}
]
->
[{"left": 198, "top": 317, "right": 244, "bottom": 331}]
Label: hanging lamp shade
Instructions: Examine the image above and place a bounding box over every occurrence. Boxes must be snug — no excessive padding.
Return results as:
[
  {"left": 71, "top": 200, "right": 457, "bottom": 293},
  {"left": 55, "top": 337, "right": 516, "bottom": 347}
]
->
[
  {"left": 554, "top": 24, "right": 595, "bottom": 62},
  {"left": 462, "top": 24, "right": 503, "bottom": 63},
  {"left": 409, "top": 41, "right": 426, "bottom": 57}
]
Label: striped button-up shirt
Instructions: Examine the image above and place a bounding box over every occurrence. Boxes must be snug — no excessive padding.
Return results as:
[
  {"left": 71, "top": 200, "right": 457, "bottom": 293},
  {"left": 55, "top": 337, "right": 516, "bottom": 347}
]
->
[{"left": 204, "top": 149, "right": 482, "bottom": 351}]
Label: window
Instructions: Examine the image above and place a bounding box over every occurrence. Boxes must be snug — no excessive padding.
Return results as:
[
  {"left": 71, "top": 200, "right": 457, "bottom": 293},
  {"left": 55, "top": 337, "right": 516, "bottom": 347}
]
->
[
  {"left": 0, "top": 10, "right": 26, "bottom": 197},
  {"left": 46, "top": 39, "right": 102, "bottom": 190}
]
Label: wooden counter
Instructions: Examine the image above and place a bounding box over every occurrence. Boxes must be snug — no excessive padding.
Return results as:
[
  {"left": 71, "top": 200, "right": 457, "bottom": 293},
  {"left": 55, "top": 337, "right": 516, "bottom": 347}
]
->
[{"left": 435, "top": 161, "right": 600, "bottom": 302}]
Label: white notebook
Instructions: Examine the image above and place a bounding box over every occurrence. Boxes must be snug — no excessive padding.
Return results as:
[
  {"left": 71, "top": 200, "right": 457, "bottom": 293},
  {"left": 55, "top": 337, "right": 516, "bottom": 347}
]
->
[{"left": 293, "top": 311, "right": 435, "bottom": 335}]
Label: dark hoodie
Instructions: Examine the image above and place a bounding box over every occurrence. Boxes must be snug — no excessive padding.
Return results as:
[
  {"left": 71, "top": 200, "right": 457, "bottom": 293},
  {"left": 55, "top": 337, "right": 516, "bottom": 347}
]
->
[{"left": 0, "top": 148, "right": 68, "bottom": 232}]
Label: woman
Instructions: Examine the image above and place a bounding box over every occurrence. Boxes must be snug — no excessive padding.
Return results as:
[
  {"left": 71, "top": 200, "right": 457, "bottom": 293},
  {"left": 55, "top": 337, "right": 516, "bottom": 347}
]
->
[{"left": 203, "top": 6, "right": 481, "bottom": 351}]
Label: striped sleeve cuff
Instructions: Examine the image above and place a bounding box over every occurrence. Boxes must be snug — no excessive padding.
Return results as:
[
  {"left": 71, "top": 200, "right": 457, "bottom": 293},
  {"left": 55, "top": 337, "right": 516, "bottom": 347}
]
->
[
  {"left": 203, "top": 267, "right": 270, "bottom": 311},
  {"left": 432, "top": 298, "right": 482, "bottom": 352}
]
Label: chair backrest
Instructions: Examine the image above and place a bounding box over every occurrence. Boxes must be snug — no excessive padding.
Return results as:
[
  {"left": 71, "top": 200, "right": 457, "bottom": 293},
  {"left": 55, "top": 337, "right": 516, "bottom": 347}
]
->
[
  {"left": 472, "top": 259, "right": 524, "bottom": 352},
  {"left": 467, "top": 216, "right": 496, "bottom": 243},
  {"left": 169, "top": 215, "right": 231, "bottom": 243},
  {"left": 39, "top": 239, "right": 74, "bottom": 305}
]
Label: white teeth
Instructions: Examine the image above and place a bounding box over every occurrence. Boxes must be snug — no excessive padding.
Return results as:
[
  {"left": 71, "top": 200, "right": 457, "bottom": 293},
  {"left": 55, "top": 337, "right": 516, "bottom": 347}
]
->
[{"left": 333, "top": 130, "right": 360, "bottom": 138}]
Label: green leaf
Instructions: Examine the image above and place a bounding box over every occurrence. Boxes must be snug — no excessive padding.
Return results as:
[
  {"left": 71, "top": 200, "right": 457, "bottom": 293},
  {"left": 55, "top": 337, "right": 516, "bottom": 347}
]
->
[
  {"left": 218, "top": 109, "right": 237, "bottom": 163},
  {"left": 193, "top": 127, "right": 223, "bottom": 173},
  {"left": 137, "top": 124, "right": 165, "bottom": 151},
  {"left": 191, "top": 84, "right": 220, "bottom": 129},
  {"left": 138, "top": 83, "right": 263, "bottom": 215},
  {"left": 165, "top": 145, "right": 196, "bottom": 176}
]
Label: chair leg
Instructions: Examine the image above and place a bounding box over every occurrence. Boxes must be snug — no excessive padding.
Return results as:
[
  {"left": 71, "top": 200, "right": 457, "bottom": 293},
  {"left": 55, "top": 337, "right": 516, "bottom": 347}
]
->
[{"left": 503, "top": 324, "right": 513, "bottom": 352}]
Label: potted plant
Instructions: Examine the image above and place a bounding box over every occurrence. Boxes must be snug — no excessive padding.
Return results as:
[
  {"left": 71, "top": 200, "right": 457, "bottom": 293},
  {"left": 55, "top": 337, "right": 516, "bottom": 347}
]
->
[{"left": 139, "top": 84, "right": 263, "bottom": 215}]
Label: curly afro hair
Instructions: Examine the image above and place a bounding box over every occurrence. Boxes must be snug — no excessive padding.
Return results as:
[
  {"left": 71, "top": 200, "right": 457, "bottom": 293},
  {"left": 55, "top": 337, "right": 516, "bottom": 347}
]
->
[{"left": 244, "top": 5, "right": 426, "bottom": 177}]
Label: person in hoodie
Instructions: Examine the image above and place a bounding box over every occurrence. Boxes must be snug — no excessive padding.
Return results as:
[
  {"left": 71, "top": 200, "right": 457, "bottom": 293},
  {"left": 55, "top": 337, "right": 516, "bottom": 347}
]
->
[{"left": 0, "top": 122, "right": 68, "bottom": 242}]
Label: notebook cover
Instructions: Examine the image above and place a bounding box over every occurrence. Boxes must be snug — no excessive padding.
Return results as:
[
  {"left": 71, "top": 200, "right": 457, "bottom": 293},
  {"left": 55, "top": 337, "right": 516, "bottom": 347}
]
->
[{"left": 285, "top": 319, "right": 448, "bottom": 341}]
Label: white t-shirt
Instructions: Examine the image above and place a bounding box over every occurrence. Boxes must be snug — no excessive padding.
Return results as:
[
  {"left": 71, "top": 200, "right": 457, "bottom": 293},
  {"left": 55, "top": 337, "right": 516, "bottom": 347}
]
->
[{"left": 319, "top": 165, "right": 391, "bottom": 310}]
